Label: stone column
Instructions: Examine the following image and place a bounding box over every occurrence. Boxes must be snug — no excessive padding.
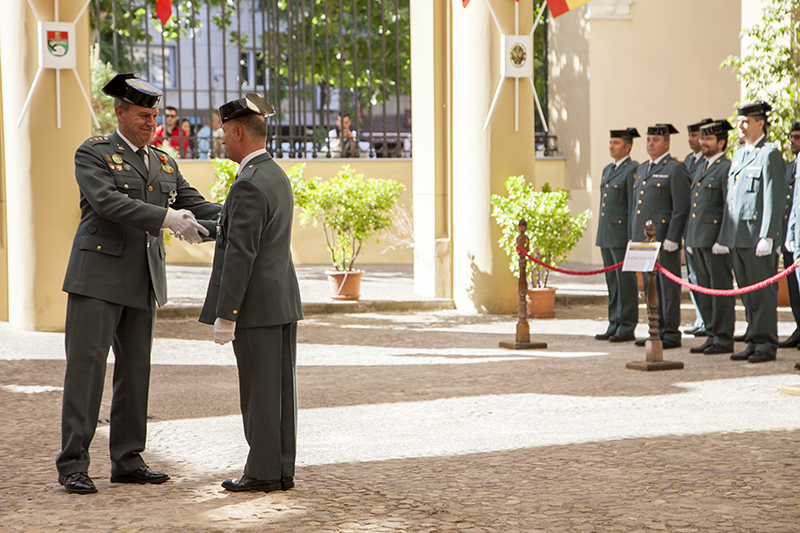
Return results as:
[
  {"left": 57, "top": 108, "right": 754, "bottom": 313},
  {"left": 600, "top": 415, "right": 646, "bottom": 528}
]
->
[
  {"left": 411, "top": 0, "right": 538, "bottom": 313},
  {"left": 0, "top": 0, "right": 89, "bottom": 330}
]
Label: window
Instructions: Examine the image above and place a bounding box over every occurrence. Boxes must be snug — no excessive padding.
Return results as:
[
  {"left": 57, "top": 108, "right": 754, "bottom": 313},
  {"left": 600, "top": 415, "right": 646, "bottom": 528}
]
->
[{"left": 132, "top": 45, "right": 177, "bottom": 89}]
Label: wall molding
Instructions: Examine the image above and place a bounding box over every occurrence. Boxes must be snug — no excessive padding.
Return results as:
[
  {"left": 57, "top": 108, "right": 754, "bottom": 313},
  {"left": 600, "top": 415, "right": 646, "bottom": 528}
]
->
[{"left": 586, "top": 0, "right": 634, "bottom": 20}]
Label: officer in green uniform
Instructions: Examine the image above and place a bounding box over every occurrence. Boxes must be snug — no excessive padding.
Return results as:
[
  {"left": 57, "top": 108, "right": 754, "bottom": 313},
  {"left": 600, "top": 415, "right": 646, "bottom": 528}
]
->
[
  {"left": 200, "top": 93, "right": 303, "bottom": 493},
  {"left": 778, "top": 122, "right": 800, "bottom": 348},
  {"left": 56, "top": 74, "right": 222, "bottom": 494},
  {"left": 783, "top": 124, "right": 800, "bottom": 370},
  {"left": 631, "top": 124, "right": 691, "bottom": 349},
  {"left": 719, "top": 101, "right": 785, "bottom": 363},
  {"left": 684, "top": 120, "right": 735, "bottom": 355},
  {"left": 595, "top": 128, "right": 640, "bottom": 342},
  {"left": 683, "top": 118, "right": 714, "bottom": 337}
]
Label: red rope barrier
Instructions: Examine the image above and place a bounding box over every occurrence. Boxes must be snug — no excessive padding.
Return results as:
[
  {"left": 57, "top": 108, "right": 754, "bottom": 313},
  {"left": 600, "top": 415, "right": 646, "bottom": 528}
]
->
[
  {"left": 516, "top": 246, "right": 623, "bottom": 275},
  {"left": 654, "top": 260, "right": 799, "bottom": 296}
]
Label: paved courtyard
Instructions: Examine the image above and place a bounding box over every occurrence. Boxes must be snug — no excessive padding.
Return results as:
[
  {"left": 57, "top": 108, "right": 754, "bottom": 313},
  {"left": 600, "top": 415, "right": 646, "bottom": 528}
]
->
[{"left": 2, "top": 268, "right": 800, "bottom": 532}]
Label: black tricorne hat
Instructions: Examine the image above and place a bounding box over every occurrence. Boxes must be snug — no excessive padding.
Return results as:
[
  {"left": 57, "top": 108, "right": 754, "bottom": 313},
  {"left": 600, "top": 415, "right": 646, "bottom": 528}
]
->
[
  {"left": 699, "top": 120, "right": 734, "bottom": 136},
  {"left": 610, "top": 127, "right": 640, "bottom": 139},
  {"left": 647, "top": 123, "right": 679, "bottom": 136},
  {"left": 219, "top": 92, "right": 276, "bottom": 124},
  {"left": 687, "top": 118, "right": 714, "bottom": 133},
  {"left": 102, "top": 73, "right": 162, "bottom": 108},
  {"left": 737, "top": 101, "right": 772, "bottom": 117},
  {"left": 791, "top": 122, "right": 800, "bottom": 133}
]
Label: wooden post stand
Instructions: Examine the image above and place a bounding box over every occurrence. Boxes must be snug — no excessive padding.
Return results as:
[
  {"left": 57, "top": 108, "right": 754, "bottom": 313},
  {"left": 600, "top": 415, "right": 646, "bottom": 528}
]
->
[
  {"left": 500, "top": 219, "right": 548, "bottom": 350},
  {"left": 626, "top": 221, "right": 684, "bottom": 371}
]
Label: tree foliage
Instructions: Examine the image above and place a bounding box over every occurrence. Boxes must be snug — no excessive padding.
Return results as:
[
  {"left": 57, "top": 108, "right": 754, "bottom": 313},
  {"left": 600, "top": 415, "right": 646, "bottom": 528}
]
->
[
  {"left": 491, "top": 176, "right": 590, "bottom": 289},
  {"left": 722, "top": 0, "right": 800, "bottom": 158}
]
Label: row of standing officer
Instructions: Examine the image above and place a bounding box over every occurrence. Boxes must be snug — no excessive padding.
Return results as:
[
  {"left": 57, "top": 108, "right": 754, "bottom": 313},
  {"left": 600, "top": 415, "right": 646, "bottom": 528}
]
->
[{"left": 595, "top": 101, "right": 800, "bottom": 369}]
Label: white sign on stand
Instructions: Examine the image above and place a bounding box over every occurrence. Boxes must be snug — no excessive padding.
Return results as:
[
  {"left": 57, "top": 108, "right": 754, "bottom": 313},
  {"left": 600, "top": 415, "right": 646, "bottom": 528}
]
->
[{"left": 622, "top": 242, "right": 661, "bottom": 272}]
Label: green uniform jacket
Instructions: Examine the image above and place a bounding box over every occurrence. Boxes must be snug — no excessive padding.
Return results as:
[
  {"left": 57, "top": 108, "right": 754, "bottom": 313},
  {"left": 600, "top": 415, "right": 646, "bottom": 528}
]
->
[
  {"left": 199, "top": 152, "right": 303, "bottom": 327},
  {"left": 595, "top": 157, "right": 638, "bottom": 248},
  {"left": 684, "top": 155, "right": 731, "bottom": 248},
  {"left": 718, "top": 138, "right": 786, "bottom": 248},
  {"left": 63, "top": 131, "right": 221, "bottom": 309},
  {"left": 630, "top": 154, "right": 691, "bottom": 243},
  {"left": 684, "top": 151, "right": 704, "bottom": 176},
  {"left": 783, "top": 158, "right": 797, "bottom": 240}
]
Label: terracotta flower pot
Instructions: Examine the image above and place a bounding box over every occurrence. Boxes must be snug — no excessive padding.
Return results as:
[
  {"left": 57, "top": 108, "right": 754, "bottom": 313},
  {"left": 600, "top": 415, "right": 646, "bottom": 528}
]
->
[
  {"left": 325, "top": 269, "right": 364, "bottom": 300},
  {"left": 526, "top": 287, "right": 556, "bottom": 318}
]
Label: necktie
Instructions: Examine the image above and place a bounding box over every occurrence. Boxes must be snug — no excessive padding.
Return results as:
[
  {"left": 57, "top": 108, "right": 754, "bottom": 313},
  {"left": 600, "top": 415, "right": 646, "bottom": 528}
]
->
[{"left": 136, "top": 148, "right": 146, "bottom": 162}]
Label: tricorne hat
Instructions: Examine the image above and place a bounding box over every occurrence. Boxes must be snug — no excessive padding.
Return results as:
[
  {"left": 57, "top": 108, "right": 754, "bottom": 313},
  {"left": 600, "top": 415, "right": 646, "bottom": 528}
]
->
[
  {"left": 699, "top": 120, "right": 733, "bottom": 136},
  {"left": 737, "top": 101, "right": 772, "bottom": 117},
  {"left": 102, "top": 73, "right": 162, "bottom": 109},
  {"left": 219, "top": 92, "right": 276, "bottom": 124},
  {"left": 647, "top": 123, "right": 679, "bottom": 136},
  {"left": 610, "top": 127, "right": 640, "bottom": 139},
  {"left": 687, "top": 118, "right": 714, "bottom": 133}
]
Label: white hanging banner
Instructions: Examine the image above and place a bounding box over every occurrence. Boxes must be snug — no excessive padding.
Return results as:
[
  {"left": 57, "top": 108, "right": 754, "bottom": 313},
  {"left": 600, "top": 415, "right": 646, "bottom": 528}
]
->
[{"left": 39, "top": 21, "right": 77, "bottom": 70}]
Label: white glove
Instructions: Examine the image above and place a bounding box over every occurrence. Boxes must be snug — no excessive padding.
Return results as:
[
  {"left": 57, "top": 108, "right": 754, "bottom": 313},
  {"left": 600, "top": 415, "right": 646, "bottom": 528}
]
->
[
  {"left": 712, "top": 243, "right": 730, "bottom": 255},
  {"left": 662, "top": 239, "right": 679, "bottom": 253},
  {"left": 213, "top": 317, "right": 236, "bottom": 345},
  {"left": 162, "top": 209, "right": 208, "bottom": 244},
  {"left": 685, "top": 246, "right": 693, "bottom": 255},
  {"left": 785, "top": 239, "right": 797, "bottom": 254},
  {"left": 755, "top": 237, "right": 773, "bottom": 257}
]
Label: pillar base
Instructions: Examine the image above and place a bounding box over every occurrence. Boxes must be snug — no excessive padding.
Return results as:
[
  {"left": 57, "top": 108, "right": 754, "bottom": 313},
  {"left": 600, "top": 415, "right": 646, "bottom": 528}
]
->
[
  {"left": 499, "top": 340, "right": 547, "bottom": 350},
  {"left": 626, "top": 360, "right": 684, "bottom": 371}
]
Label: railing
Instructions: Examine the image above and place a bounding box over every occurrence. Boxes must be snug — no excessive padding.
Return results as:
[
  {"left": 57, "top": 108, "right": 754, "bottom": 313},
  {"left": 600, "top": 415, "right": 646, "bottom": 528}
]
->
[{"left": 91, "top": 0, "right": 411, "bottom": 159}]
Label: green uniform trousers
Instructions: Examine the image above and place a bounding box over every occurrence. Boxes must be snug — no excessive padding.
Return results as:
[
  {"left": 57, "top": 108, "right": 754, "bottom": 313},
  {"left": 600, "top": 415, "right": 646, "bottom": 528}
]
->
[
  {"left": 232, "top": 322, "right": 298, "bottom": 481},
  {"left": 732, "top": 248, "right": 779, "bottom": 355},
  {"left": 600, "top": 247, "right": 639, "bottom": 336},
  {"left": 57, "top": 293, "right": 155, "bottom": 477},
  {"left": 691, "top": 248, "right": 735, "bottom": 348}
]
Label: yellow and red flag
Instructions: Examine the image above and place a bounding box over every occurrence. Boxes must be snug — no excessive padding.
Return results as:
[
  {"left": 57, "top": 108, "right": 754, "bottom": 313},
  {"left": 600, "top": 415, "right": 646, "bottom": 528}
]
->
[{"left": 545, "top": 0, "right": 592, "bottom": 17}]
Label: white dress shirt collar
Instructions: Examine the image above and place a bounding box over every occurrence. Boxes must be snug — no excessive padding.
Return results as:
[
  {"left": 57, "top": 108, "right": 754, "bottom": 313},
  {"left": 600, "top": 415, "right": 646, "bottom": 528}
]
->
[
  {"left": 649, "top": 152, "right": 669, "bottom": 166},
  {"left": 238, "top": 148, "right": 268, "bottom": 175},
  {"left": 614, "top": 155, "right": 630, "bottom": 168}
]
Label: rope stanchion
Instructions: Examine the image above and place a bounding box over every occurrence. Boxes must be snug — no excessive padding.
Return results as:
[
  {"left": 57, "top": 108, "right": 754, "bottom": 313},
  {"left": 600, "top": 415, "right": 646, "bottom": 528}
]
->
[
  {"left": 516, "top": 246, "right": 622, "bottom": 275},
  {"left": 655, "top": 259, "right": 798, "bottom": 296}
]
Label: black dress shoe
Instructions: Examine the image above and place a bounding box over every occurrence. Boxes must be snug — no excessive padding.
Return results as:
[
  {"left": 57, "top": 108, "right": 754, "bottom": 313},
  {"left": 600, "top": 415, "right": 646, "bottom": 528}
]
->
[
  {"left": 281, "top": 477, "right": 294, "bottom": 490},
  {"left": 634, "top": 338, "right": 646, "bottom": 347},
  {"left": 795, "top": 362, "right": 800, "bottom": 370},
  {"left": 222, "top": 475, "right": 282, "bottom": 493},
  {"left": 59, "top": 472, "right": 97, "bottom": 494},
  {"left": 778, "top": 337, "right": 800, "bottom": 348},
  {"left": 608, "top": 333, "right": 636, "bottom": 343},
  {"left": 731, "top": 347, "right": 755, "bottom": 361},
  {"left": 747, "top": 352, "right": 776, "bottom": 363},
  {"left": 733, "top": 334, "right": 748, "bottom": 342},
  {"left": 690, "top": 341, "right": 713, "bottom": 353},
  {"left": 110, "top": 465, "right": 170, "bottom": 484},
  {"left": 703, "top": 344, "right": 734, "bottom": 355},
  {"left": 662, "top": 339, "right": 681, "bottom": 350},
  {"left": 595, "top": 332, "right": 614, "bottom": 340}
]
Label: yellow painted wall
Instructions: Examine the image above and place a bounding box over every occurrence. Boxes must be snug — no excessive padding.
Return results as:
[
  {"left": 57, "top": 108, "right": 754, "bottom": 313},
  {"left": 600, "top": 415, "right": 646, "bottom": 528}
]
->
[
  {"left": 549, "top": 0, "right": 742, "bottom": 265},
  {"left": 167, "top": 159, "right": 414, "bottom": 266}
]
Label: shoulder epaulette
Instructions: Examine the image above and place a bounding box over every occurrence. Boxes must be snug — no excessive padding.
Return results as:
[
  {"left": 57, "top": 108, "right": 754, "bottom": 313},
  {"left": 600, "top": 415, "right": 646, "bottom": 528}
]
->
[{"left": 85, "top": 136, "right": 110, "bottom": 145}]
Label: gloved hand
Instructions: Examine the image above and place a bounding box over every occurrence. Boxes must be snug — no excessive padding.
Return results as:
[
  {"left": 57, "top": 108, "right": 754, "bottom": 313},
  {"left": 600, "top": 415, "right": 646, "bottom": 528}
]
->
[
  {"left": 785, "top": 239, "right": 797, "bottom": 254},
  {"left": 685, "top": 246, "right": 693, "bottom": 255},
  {"left": 214, "top": 317, "right": 236, "bottom": 345},
  {"left": 662, "top": 239, "right": 679, "bottom": 253},
  {"left": 755, "top": 237, "right": 773, "bottom": 257},
  {"left": 712, "top": 243, "right": 730, "bottom": 255},
  {"left": 162, "top": 209, "right": 209, "bottom": 244}
]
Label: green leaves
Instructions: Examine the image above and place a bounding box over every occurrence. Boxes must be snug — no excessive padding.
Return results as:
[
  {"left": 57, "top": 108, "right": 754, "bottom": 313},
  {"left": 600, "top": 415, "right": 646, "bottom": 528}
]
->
[
  {"left": 292, "top": 164, "right": 406, "bottom": 271},
  {"left": 491, "top": 176, "right": 590, "bottom": 288},
  {"left": 722, "top": 0, "right": 800, "bottom": 159},
  {"left": 209, "top": 158, "right": 240, "bottom": 203}
]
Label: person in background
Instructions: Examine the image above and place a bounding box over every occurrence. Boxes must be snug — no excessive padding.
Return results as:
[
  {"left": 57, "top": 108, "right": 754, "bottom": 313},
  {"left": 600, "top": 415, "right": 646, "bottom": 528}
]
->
[
  {"left": 778, "top": 122, "right": 800, "bottom": 349},
  {"left": 683, "top": 118, "right": 714, "bottom": 338},
  {"left": 196, "top": 112, "right": 221, "bottom": 159},
  {"left": 595, "top": 127, "right": 640, "bottom": 343},
  {"left": 721, "top": 101, "right": 785, "bottom": 363},
  {"left": 153, "top": 105, "right": 188, "bottom": 157},
  {"left": 685, "top": 120, "right": 735, "bottom": 355},
  {"left": 328, "top": 112, "right": 359, "bottom": 158},
  {"left": 180, "top": 118, "right": 195, "bottom": 159}
]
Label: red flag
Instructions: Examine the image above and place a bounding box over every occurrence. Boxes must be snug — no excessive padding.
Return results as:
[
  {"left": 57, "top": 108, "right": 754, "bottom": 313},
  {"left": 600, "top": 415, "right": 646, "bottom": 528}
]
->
[
  {"left": 156, "top": 0, "right": 172, "bottom": 25},
  {"left": 547, "top": 0, "right": 592, "bottom": 17}
]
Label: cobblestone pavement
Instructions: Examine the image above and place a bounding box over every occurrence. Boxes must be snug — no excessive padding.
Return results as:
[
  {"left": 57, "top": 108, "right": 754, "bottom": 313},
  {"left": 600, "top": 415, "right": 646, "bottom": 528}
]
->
[{"left": 2, "top": 305, "right": 800, "bottom": 532}]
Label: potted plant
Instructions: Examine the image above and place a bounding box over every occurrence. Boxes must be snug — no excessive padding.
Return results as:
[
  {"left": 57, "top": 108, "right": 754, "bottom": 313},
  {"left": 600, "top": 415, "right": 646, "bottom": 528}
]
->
[
  {"left": 491, "top": 176, "right": 590, "bottom": 317},
  {"left": 291, "top": 164, "right": 406, "bottom": 300}
]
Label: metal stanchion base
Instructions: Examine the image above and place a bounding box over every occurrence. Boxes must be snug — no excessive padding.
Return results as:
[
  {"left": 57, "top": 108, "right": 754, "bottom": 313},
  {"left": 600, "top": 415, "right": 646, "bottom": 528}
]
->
[
  {"left": 626, "top": 360, "right": 684, "bottom": 371},
  {"left": 499, "top": 340, "right": 547, "bottom": 350}
]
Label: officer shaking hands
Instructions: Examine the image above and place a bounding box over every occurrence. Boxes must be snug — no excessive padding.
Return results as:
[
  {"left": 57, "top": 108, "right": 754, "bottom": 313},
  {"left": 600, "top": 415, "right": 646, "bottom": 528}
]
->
[{"left": 56, "top": 74, "right": 222, "bottom": 494}]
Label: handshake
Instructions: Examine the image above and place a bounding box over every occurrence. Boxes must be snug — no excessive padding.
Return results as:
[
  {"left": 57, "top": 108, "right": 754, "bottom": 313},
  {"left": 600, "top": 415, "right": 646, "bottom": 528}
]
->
[{"left": 162, "top": 209, "right": 210, "bottom": 244}]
